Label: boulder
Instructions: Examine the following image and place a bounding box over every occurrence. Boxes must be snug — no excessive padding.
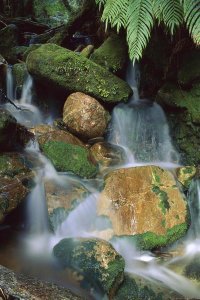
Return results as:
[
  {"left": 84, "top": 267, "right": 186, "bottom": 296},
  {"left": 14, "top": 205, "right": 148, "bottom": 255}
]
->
[
  {"left": 53, "top": 238, "right": 125, "bottom": 298},
  {"left": 13, "top": 62, "right": 27, "bottom": 89},
  {"left": 97, "top": 166, "right": 189, "bottom": 250},
  {"left": 0, "top": 152, "right": 34, "bottom": 223},
  {"left": 41, "top": 141, "right": 97, "bottom": 178},
  {"left": 0, "top": 25, "right": 18, "bottom": 62},
  {"left": 176, "top": 166, "right": 196, "bottom": 189},
  {"left": 32, "top": 0, "right": 92, "bottom": 27},
  {"left": 90, "top": 142, "right": 125, "bottom": 169},
  {"left": 32, "top": 124, "right": 85, "bottom": 148},
  {"left": 63, "top": 93, "right": 110, "bottom": 140},
  {"left": 91, "top": 34, "right": 128, "bottom": 73},
  {"left": 26, "top": 44, "right": 132, "bottom": 103},
  {"left": 0, "top": 109, "right": 17, "bottom": 150}
]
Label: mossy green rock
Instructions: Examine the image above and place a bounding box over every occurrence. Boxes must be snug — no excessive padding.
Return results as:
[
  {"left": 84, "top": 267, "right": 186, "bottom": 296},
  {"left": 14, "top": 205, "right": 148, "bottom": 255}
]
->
[
  {"left": 157, "top": 83, "right": 200, "bottom": 124},
  {"left": 176, "top": 166, "right": 196, "bottom": 189},
  {"left": 53, "top": 238, "right": 125, "bottom": 297},
  {"left": 91, "top": 34, "right": 128, "bottom": 73},
  {"left": 32, "top": 0, "right": 92, "bottom": 27},
  {"left": 0, "top": 109, "right": 17, "bottom": 149},
  {"left": 26, "top": 44, "right": 132, "bottom": 103},
  {"left": 41, "top": 141, "right": 97, "bottom": 178}
]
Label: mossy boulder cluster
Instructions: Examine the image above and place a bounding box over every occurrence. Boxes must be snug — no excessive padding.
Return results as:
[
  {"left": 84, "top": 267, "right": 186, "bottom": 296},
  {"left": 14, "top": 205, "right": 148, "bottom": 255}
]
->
[
  {"left": 97, "top": 165, "right": 189, "bottom": 250},
  {"left": 26, "top": 44, "right": 132, "bottom": 103}
]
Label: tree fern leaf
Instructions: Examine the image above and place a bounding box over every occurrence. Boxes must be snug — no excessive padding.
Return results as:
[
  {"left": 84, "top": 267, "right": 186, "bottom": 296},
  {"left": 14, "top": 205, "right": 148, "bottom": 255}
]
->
[
  {"left": 127, "top": 0, "right": 154, "bottom": 61},
  {"left": 181, "top": 0, "right": 200, "bottom": 44},
  {"left": 101, "top": 0, "right": 129, "bottom": 32}
]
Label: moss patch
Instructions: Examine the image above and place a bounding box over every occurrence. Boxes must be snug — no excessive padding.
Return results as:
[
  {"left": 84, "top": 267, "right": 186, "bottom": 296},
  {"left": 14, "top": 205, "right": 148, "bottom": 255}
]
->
[{"left": 41, "top": 141, "right": 97, "bottom": 178}]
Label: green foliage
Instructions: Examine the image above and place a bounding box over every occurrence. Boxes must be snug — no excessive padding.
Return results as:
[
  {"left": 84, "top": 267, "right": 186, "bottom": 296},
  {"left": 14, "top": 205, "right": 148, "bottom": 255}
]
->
[{"left": 96, "top": 0, "right": 200, "bottom": 61}]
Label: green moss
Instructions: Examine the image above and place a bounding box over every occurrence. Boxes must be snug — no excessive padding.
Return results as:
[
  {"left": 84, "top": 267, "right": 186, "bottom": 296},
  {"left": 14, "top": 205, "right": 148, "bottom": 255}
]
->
[
  {"left": 41, "top": 141, "right": 97, "bottom": 178},
  {"left": 27, "top": 43, "right": 132, "bottom": 103},
  {"left": 53, "top": 238, "right": 125, "bottom": 295},
  {"left": 91, "top": 34, "right": 128, "bottom": 73},
  {"left": 112, "top": 223, "right": 188, "bottom": 250},
  {"left": 115, "top": 275, "right": 164, "bottom": 300},
  {"left": 152, "top": 185, "right": 170, "bottom": 215},
  {"left": 13, "top": 63, "right": 27, "bottom": 87}
]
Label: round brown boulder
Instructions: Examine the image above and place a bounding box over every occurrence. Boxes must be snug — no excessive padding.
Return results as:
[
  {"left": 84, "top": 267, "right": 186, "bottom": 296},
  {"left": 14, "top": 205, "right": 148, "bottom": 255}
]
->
[{"left": 63, "top": 92, "right": 110, "bottom": 140}]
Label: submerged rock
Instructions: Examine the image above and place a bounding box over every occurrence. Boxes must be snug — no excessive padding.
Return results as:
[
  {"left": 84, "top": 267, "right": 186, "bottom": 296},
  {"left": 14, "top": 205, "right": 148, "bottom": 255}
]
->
[
  {"left": 53, "top": 238, "right": 125, "bottom": 298},
  {"left": 91, "top": 34, "right": 128, "bottom": 73},
  {"left": 97, "top": 166, "right": 189, "bottom": 250},
  {"left": 41, "top": 141, "right": 97, "bottom": 178},
  {"left": 26, "top": 44, "right": 132, "bottom": 103},
  {"left": 63, "top": 92, "right": 110, "bottom": 140}
]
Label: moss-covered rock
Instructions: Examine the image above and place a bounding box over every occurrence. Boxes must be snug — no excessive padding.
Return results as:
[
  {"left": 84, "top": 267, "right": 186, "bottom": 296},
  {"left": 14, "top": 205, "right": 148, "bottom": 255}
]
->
[
  {"left": 32, "top": 0, "right": 92, "bottom": 27},
  {"left": 91, "top": 34, "right": 128, "bottom": 73},
  {"left": 97, "top": 166, "right": 189, "bottom": 250},
  {"left": 41, "top": 141, "right": 97, "bottom": 178},
  {"left": 53, "top": 238, "right": 125, "bottom": 298},
  {"left": 26, "top": 44, "right": 132, "bottom": 103},
  {"left": 13, "top": 62, "right": 27, "bottom": 89},
  {"left": 0, "top": 109, "right": 17, "bottom": 150},
  {"left": 0, "top": 25, "right": 18, "bottom": 63},
  {"left": 176, "top": 166, "right": 196, "bottom": 189}
]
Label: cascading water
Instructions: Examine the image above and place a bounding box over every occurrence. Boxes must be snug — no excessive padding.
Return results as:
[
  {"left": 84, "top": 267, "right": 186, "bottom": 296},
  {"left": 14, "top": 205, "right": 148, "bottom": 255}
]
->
[
  {"left": 108, "top": 63, "right": 180, "bottom": 168},
  {"left": 6, "top": 65, "right": 15, "bottom": 100}
]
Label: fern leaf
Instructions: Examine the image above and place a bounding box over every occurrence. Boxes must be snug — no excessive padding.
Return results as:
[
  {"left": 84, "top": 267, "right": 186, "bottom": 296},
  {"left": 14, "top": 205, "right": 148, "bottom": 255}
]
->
[
  {"left": 181, "top": 0, "right": 200, "bottom": 45},
  {"left": 95, "top": 0, "right": 107, "bottom": 10},
  {"left": 101, "top": 0, "right": 129, "bottom": 32},
  {"left": 127, "top": 0, "right": 154, "bottom": 61}
]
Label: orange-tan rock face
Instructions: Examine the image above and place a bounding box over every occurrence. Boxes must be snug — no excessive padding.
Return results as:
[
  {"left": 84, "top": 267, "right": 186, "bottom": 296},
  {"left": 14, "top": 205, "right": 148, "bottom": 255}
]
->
[
  {"left": 63, "top": 92, "right": 110, "bottom": 140},
  {"left": 97, "top": 166, "right": 188, "bottom": 237}
]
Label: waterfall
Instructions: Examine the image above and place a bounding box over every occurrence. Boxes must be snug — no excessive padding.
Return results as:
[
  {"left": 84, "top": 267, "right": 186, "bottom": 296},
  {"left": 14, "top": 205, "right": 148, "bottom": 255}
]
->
[
  {"left": 108, "top": 63, "right": 180, "bottom": 167},
  {"left": 6, "top": 65, "right": 15, "bottom": 100},
  {"left": 20, "top": 74, "right": 33, "bottom": 104}
]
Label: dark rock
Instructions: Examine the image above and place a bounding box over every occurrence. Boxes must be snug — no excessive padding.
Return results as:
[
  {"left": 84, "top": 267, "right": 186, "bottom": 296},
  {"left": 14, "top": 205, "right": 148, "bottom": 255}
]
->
[{"left": 0, "top": 24, "right": 18, "bottom": 63}]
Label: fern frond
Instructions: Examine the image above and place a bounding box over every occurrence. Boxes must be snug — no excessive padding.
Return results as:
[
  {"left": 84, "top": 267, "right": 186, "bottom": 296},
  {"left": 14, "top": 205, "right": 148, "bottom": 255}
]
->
[
  {"left": 101, "top": 0, "right": 129, "bottom": 32},
  {"left": 95, "top": 0, "right": 107, "bottom": 10},
  {"left": 127, "top": 0, "right": 154, "bottom": 61},
  {"left": 181, "top": 0, "right": 200, "bottom": 45}
]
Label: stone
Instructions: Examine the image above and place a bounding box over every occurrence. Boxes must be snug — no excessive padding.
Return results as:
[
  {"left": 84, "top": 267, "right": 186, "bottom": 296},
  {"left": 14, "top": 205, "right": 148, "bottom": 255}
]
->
[
  {"left": 32, "top": 124, "right": 85, "bottom": 148},
  {"left": 26, "top": 44, "right": 132, "bottom": 103},
  {"left": 13, "top": 62, "right": 27, "bottom": 89},
  {"left": 32, "top": 0, "right": 92, "bottom": 27},
  {"left": 90, "top": 142, "right": 125, "bottom": 169},
  {"left": 41, "top": 141, "right": 97, "bottom": 178},
  {"left": 53, "top": 238, "right": 125, "bottom": 298},
  {"left": 63, "top": 93, "right": 110, "bottom": 140},
  {"left": 0, "top": 109, "right": 17, "bottom": 150},
  {"left": 0, "top": 264, "right": 82, "bottom": 299},
  {"left": 80, "top": 45, "right": 94, "bottom": 58},
  {"left": 97, "top": 166, "right": 189, "bottom": 250},
  {"left": 91, "top": 34, "right": 128, "bottom": 73},
  {"left": 176, "top": 166, "right": 196, "bottom": 189},
  {"left": 184, "top": 255, "right": 200, "bottom": 280},
  {"left": 0, "top": 24, "right": 18, "bottom": 62}
]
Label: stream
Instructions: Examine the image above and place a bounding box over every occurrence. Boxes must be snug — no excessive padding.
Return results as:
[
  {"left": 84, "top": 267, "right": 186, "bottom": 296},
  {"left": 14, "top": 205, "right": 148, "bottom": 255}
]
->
[{"left": 1, "top": 63, "right": 200, "bottom": 299}]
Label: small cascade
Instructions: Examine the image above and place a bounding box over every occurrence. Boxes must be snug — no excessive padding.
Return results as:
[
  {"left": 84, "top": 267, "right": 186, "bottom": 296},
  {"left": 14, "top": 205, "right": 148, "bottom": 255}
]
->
[
  {"left": 188, "top": 179, "right": 200, "bottom": 239},
  {"left": 108, "top": 63, "right": 179, "bottom": 167},
  {"left": 20, "top": 74, "right": 33, "bottom": 104},
  {"left": 6, "top": 65, "right": 15, "bottom": 100}
]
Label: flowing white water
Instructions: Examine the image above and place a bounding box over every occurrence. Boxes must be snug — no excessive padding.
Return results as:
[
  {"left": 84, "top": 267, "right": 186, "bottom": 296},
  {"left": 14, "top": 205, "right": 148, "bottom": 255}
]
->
[{"left": 6, "top": 65, "right": 15, "bottom": 100}]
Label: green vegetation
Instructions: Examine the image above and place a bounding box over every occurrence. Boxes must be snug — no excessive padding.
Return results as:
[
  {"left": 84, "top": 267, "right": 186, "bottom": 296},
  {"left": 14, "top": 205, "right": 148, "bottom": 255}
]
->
[
  {"left": 96, "top": 0, "right": 200, "bottom": 61},
  {"left": 41, "top": 141, "right": 98, "bottom": 178}
]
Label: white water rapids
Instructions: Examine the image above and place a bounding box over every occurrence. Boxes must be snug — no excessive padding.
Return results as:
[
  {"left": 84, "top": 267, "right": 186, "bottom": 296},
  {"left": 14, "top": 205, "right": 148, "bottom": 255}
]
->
[{"left": 2, "top": 63, "right": 200, "bottom": 299}]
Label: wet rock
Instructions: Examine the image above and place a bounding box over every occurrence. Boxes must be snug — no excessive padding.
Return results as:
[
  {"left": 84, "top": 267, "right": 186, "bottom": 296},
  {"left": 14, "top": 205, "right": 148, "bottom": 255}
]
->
[
  {"left": 13, "top": 62, "right": 27, "bottom": 89},
  {"left": 32, "top": 124, "right": 85, "bottom": 148},
  {"left": 53, "top": 238, "right": 125, "bottom": 298},
  {"left": 184, "top": 255, "right": 200, "bottom": 280},
  {"left": 0, "top": 54, "right": 7, "bottom": 65},
  {"left": 0, "top": 264, "right": 82, "bottom": 299},
  {"left": 0, "top": 109, "right": 17, "bottom": 150},
  {"left": 176, "top": 166, "right": 196, "bottom": 189},
  {"left": 0, "top": 24, "right": 18, "bottom": 62},
  {"left": 26, "top": 43, "right": 132, "bottom": 103},
  {"left": 63, "top": 93, "right": 110, "bottom": 140},
  {"left": 0, "top": 153, "right": 34, "bottom": 223},
  {"left": 41, "top": 141, "right": 97, "bottom": 178},
  {"left": 97, "top": 166, "right": 189, "bottom": 250},
  {"left": 91, "top": 34, "right": 128, "bottom": 74},
  {"left": 80, "top": 45, "right": 94, "bottom": 58},
  {"left": 32, "top": 0, "right": 92, "bottom": 27},
  {"left": 90, "top": 142, "right": 125, "bottom": 169},
  {"left": 22, "top": 44, "right": 41, "bottom": 61}
]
